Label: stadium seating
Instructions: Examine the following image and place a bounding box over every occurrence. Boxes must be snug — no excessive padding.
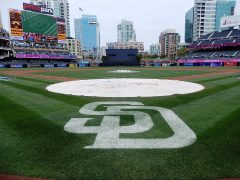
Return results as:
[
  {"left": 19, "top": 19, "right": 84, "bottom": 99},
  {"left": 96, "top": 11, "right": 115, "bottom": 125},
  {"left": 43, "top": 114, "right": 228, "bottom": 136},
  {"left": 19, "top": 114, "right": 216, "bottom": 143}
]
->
[
  {"left": 13, "top": 45, "right": 77, "bottom": 61},
  {"left": 180, "top": 28, "right": 240, "bottom": 66}
]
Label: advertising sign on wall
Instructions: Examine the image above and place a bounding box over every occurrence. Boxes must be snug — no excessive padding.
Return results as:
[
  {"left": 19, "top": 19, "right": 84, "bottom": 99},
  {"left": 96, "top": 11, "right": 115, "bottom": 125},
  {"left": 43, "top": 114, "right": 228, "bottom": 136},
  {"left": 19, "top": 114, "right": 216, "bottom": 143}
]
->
[
  {"left": 57, "top": 18, "right": 66, "bottom": 44},
  {"left": 23, "top": 3, "right": 53, "bottom": 15},
  {"left": 9, "top": 9, "right": 23, "bottom": 40},
  {"left": 220, "top": 15, "right": 240, "bottom": 29}
]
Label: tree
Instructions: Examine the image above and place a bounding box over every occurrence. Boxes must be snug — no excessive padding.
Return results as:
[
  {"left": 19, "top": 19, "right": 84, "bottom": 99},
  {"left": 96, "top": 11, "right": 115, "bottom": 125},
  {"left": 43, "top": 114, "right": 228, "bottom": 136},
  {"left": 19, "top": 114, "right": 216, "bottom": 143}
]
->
[{"left": 177, "top": 47, "right": 187, "bottom": 58}]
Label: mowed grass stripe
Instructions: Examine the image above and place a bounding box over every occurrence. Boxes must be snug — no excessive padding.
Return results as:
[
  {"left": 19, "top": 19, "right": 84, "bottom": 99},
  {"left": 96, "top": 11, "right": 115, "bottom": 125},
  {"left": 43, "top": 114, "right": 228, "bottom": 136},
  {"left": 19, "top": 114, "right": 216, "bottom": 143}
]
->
[
  {"left": 173, "top": 84, "right": 240, "bottom": 134},
  {"left": 32, "top": 69, "right": 212, "bottom": 79},
  {"left": 142, "top": 79, "right": 240, "bottom": 108},
  {"left": 0, "top": 94, "right": 97, "bottom": 179},
  {"left": 17, "top": 77, "right": 59, "bottom": 84},
  {"left": 0, "top": 80, "right": 87, "bottom": 107},
  {"left": 194, "top": 75, "right": 235, "bottom": 83},
  {"left": 0, "top": 82, "right": 85, "bottom": 126}
]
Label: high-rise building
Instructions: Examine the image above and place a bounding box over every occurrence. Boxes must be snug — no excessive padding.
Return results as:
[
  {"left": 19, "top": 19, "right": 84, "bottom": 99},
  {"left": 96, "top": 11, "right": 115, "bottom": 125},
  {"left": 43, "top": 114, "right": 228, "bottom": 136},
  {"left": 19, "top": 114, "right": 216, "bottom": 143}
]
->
[
  {"left": 117, "top": 20, "right": 136, "bottom": 42},
  {"left": 0, "top": 10, "right": 3, "bottom": 28},
  {"left": 192, "top": 0, "right": 236, "bottom": 41},
  {"left": 30, "top": 0, "right": 70, "bottom": 37},
  {"left": 193, "top": 0, "right": 217, "bottom": 41},
  {"left": 74, "top": 15, "right": 100, "bottom": 56},
  {"left": 149, "top": 43, "right": 161, "bottom": 56},
  {"left": 215, "top": 0, "right": 236, "bottom": 31},
  {"left": 159, "top": 29, "right": 180, "bottom": 58},
  {"left": 185, "top": 7, "right": 194, "bottom": 43}
]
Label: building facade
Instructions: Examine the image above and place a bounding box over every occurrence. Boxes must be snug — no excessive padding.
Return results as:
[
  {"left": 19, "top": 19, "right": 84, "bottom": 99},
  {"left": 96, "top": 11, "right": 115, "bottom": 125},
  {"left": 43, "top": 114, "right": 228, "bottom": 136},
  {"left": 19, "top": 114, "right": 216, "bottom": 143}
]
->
[
  {"left": 30, "top": 0, "right": 70, "bottom": 37},
  {"left": 215, "top": 0, "right": 236, "bottom": 31},
  {"left": 159, "top": 29, "right": 180, "bottom": 58},
  {"left": 193, "top": 0, "right": 217, "bottom": 41},
  {"left": 192, "top": 0, "right": 236, "bottom": 41},
  {"left": 74, "top": 15, "right": 100, "bottom": 56},
  {"left": 185, "top": 7, "right": 194, "bottom": 43},
  {"left": 106, "top": 41, "right": 144, "bottom": 52},
  {"left": 149, "top": 43, "right": 161, "bottom": 56},
  {"left": 117, "top": 20, "right": 136, "bottom": 43},
  {"left": 66, "top": 37, "right": 82, "bottom": 59},
  {"left": 0, "top": 10, "right": 3, "bottom": 28}
]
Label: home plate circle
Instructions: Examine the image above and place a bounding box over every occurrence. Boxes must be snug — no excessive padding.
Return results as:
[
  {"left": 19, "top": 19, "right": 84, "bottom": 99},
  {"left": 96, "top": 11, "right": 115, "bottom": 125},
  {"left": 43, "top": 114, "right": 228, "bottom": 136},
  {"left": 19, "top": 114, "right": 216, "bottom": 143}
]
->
[{"left": 46, "top": 79, "right": 204, "bottom": 97}]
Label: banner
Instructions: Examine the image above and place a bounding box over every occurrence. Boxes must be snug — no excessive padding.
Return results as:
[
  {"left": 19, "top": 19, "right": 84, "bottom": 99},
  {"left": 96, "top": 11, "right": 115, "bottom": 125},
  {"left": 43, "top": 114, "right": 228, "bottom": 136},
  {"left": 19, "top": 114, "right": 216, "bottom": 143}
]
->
[
  {"left": 178, "top": 59, "right": 240, "bottom": 63},
  {"left": 23, "top": 3, "right": 53, "bottom": 15},
  {"left": 44, "top": 64, "right": 54, "bottom": 68},
  {"left": 10, "top": 64, "right": 23, "bottom": 68},
  {"left": 16, "top": 53, "right": 76, "bottom": 59},
  {"left": 9, "top": 9, "right": 23, "bottom": 40},
  {"left": 221, "top": 15, "right": 240, "bottom": 29},
  {"left": 57, "top": 19, "right": 66, "bottom": 44}
]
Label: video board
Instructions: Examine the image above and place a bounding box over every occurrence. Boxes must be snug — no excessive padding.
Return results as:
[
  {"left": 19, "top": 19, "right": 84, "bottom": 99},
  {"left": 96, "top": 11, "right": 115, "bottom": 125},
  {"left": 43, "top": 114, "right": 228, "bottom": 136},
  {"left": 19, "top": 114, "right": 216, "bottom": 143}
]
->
[
  {"left": 9, "top": 4, "right": 66, "bottom": 44},
  {"left": 22, "top": 11, "right": 57, "bottom": 36}
]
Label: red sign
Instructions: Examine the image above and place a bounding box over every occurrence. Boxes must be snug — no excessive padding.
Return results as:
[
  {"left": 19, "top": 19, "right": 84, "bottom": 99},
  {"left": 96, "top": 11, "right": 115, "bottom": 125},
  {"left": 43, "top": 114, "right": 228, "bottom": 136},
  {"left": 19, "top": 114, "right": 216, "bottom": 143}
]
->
[{"left": 23, "top": 3, "right": 53, "bottom": 15}]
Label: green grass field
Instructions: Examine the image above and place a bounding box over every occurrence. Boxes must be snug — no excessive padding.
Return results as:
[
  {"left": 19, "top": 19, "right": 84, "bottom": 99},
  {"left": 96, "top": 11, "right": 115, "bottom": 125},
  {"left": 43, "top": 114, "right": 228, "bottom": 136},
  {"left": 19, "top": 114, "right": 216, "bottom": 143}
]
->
[{"left": 0, "top": 67, "right": 239, "bottom": 180}]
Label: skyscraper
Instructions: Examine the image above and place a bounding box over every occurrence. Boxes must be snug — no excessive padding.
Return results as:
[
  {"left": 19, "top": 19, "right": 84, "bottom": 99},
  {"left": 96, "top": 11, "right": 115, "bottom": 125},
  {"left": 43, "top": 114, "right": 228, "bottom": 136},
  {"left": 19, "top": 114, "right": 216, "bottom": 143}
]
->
[
  {"left": 30, "top": 0, "right": 70, "bottom": 37},
  {"left": 74, "top": 15, "right": 100, "bottom": 56},
  {"left": 193, "top": 0, "right": 217, "bottom": 41},
  {"left": 159, "top": 29, "right": 180, "bottom": 58},
  {"left": 185, "top": 7, "right": 194, "bottom": 43},
  {"left": 117, "top": 20, "right": 136, "bottom": 42},
  {"left": 215, "top": 0, "right": 236, "bottom": 31},
  {"left": 192, "top": 0, "right": 236, "bottom": 41}
]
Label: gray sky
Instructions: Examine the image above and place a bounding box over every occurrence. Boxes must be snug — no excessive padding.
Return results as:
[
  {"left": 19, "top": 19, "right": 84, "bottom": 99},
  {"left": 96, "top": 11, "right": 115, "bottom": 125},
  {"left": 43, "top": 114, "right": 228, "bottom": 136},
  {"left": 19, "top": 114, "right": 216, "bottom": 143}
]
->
[{"left": 1, "top": 0, "right": 240, "bottom": 50}]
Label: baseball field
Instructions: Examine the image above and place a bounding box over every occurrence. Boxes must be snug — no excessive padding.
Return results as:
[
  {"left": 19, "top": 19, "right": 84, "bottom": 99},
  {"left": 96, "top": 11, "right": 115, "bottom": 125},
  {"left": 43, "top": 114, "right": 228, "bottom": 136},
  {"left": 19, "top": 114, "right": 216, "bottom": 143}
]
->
[{"left": 0, "top": 67, "right": 239, "bottom": 180}]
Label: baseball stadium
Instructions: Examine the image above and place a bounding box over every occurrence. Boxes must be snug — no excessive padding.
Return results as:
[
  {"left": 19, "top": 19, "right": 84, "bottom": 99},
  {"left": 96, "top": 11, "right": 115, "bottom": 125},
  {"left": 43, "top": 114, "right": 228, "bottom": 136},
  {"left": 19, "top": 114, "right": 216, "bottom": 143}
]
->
[{"left": 0, "top": 1, "right": 240, "bottom": 180}]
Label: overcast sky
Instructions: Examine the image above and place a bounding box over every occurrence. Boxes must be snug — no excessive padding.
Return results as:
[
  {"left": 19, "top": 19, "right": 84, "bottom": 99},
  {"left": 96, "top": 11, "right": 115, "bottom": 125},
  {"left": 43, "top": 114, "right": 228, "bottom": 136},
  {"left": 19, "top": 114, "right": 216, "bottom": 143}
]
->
[{"left": 1, "top": 0, "right": 240, "bottom": 50}]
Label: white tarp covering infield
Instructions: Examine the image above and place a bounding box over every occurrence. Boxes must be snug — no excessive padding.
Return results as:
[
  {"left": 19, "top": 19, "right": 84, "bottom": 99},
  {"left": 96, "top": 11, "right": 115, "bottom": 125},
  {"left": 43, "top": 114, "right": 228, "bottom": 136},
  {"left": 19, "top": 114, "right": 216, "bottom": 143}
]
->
[{"left": 46, "top": 78, "right": 204, "bottom": 97}]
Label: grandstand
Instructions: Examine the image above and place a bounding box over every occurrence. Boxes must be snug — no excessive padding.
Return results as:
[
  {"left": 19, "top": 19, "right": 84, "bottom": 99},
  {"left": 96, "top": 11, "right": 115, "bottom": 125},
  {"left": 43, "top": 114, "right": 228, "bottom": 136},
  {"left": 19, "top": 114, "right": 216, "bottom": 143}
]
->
[
  {"left": 0, "top": 42, "right": 77, "bottom": 68},
  {"left": 179, "top": 29, "right": 240, "bottom": 67}
]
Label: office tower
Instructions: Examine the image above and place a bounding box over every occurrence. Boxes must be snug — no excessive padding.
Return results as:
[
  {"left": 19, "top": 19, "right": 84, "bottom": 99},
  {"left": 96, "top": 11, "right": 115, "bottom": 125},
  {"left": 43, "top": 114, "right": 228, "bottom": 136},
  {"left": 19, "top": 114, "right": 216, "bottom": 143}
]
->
[
  {"left": 192, "top": 0, "right": 236, "bottom": 40},
  {"left": 185, "top": 7, "right": 194, "bottom": 43},
  {"left": 117, "top": 20, "right": 136, "bottom": 42},
  {"left": 74, "top": 15, "right": 100, "bottom": 56}
]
